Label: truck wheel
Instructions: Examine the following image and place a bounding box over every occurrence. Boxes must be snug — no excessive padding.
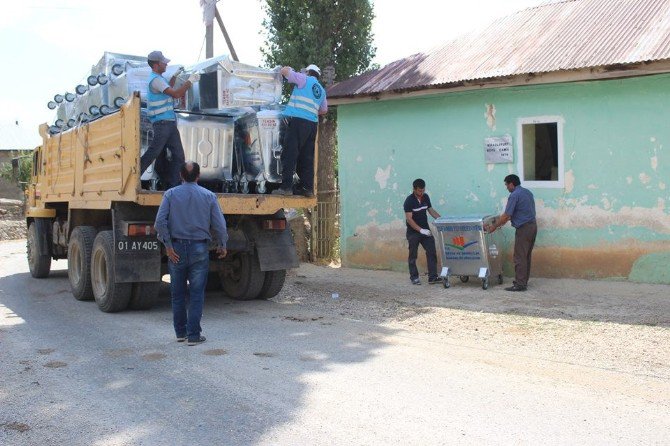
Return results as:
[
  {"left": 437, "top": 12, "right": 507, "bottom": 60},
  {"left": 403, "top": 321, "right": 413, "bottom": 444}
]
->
[
  {"left": 221, "top": 252, "right": 264, "bottom": 300},
  {"left": 91, "top": 231, "right": 131, "bottom": 312},
  {"left": 27, "top": 222, "right": 51, "bottom": 278},
  {"left": 255, "top": 270, "right": 286, "bottom": 300},
  {"left": 129, "top": 281, "right": 161, "bottom": 310},
  {"left": 206, "top": 271, "right": 223, "bottom": 291},
  {"left": 68, "top": 226, "right": 96, "bottom": 301}
]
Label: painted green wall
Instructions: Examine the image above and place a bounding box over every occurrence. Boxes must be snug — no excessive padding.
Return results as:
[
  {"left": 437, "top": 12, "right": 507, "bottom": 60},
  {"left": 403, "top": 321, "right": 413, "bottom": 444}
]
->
[{"left": 336, "top": 73, "right": 670, "bottom": 283}]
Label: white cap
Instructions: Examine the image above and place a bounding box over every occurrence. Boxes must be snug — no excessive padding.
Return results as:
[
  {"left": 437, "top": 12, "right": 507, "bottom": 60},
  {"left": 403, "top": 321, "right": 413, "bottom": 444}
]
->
[{"left": 305, "top": 64, "right": 321, "bottom": 76}]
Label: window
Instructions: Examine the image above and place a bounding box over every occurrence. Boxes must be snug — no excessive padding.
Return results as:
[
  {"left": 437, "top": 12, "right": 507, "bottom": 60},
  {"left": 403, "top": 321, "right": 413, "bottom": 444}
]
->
[{"left": 517, "top": 116, "right": 564, "bottom": 188}]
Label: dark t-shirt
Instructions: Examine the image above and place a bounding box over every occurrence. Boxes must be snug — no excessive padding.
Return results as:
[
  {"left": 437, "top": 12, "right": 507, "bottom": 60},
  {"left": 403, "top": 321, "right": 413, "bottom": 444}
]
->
[{"left": 404, "top": 193, "right": 432, "bottom": 235}]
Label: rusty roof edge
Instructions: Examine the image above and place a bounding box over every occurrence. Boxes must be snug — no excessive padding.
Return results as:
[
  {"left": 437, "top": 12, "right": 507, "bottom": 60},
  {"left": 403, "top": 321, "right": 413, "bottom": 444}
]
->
[{"left": 328, "top": 59, "right": 670, "bottom": 105}]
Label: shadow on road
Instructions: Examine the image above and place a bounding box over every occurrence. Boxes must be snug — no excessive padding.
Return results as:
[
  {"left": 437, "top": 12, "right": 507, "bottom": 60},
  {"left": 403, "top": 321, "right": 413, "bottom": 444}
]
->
[{"left": 0, "top": 262, "right": 398, "bottom": 445}]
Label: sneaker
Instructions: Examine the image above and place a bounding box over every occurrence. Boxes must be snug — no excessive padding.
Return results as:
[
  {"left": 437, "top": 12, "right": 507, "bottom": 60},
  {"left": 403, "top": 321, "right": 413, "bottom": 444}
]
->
[
  {"left": 271, "top": 188, "right": 293, "bottom": 196},
  {"left": 176, "top": 336, "right": 186, "bottom": 343},
  {"left": 187, "top": 336, "right": 207, "bottom": 346},
  {"left": 428, "top": 278, "right": 441, "bottom": 285},
  {"left": 504, "top": 285, "right": 527, "bottom": 292},
  {"left": 411, "top": 278, "right": 421, "bottom": 285}
]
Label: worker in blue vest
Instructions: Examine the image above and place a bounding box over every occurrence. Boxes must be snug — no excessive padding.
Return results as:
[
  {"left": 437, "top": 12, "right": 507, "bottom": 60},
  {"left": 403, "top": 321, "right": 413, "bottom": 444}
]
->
[
  {"left": 140, "top": 50, "right": 192, "bottom": 189},
  {"left": 272, "top": 64, "right": 328, "bottom": 196}
]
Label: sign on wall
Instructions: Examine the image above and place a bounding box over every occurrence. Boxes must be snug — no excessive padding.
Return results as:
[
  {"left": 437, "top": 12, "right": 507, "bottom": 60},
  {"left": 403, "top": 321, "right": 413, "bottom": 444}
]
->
[{"left": 484, "top": 135, "right": 513, "bottom": 163}]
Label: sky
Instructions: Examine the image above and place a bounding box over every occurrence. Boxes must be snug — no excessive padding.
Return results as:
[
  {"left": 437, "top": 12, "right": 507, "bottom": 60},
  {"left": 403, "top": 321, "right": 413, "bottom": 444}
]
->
[{"left": 0, "top": 0, "right": 545, "bottom": 143}]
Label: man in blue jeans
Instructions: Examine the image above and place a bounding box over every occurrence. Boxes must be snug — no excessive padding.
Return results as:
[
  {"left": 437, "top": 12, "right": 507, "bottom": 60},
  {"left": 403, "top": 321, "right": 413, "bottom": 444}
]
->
[{"left": 155, "top": 162, "right": 228, "bottom": 345}]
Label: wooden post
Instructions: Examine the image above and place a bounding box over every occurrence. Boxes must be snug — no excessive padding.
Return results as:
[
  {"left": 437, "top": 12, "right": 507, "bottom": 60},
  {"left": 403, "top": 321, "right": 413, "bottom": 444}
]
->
[{"left": 215, "top": 9, "right": 239, "bottom": 61}]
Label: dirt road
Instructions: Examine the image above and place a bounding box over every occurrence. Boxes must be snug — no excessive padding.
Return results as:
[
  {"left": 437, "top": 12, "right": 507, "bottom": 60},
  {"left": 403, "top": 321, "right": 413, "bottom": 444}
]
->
[{"left": 1, "top": 239, "right": 669, "bottom": 445}]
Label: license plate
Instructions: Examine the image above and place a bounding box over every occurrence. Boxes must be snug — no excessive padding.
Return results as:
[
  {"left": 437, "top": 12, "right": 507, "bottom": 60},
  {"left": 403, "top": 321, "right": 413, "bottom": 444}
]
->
[{"left": 117, "top": 240, "right": 159, "bottom": 251}]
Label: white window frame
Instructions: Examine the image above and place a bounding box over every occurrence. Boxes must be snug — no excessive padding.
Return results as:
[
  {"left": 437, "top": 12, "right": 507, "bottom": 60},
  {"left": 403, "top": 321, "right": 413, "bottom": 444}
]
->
[{"left": 516, "top": 115, "right": 565, "bottom": 189}]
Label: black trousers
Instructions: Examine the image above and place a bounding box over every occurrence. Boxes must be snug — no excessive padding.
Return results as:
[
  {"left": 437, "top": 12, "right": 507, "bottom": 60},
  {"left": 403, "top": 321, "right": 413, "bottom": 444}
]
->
[
  {"left": 514, "top": 221, "right": 537, "bottom": 287},
  {"left": 140, "top": 120, "right": 185, "bottom": 189},
  {"left": 280, "top": 117, "right": 317, "bottom": 191},
  {"left": 407, "top": 232, "right": 438, "bottom": 281}
]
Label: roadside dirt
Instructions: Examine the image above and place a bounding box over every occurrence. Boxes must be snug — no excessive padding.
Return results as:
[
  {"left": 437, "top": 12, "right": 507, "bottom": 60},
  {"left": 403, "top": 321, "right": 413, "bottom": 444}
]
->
[
  {"left": 0, "top": 198, "right": 25, "bottom": 241},
  {"left": 276, "top": 264, "right": 670, "bottom": 383}
]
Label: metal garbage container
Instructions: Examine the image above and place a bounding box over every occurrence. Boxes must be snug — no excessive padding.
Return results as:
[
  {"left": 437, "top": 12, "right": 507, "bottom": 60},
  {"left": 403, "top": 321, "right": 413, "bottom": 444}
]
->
[{"left": 434, "top": 215, "right": 503, "bottom": 290}]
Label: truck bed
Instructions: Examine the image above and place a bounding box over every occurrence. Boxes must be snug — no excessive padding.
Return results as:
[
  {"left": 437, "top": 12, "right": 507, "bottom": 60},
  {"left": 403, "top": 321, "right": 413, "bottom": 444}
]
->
[{"left": 32, "top": 93, "right": 315, "bottom": 215}]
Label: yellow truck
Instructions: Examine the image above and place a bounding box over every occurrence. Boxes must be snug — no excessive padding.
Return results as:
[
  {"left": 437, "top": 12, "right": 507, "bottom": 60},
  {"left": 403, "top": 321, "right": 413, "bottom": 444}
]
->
[{"left": 25, "top": 93, "right": 315, "bottom": 312}]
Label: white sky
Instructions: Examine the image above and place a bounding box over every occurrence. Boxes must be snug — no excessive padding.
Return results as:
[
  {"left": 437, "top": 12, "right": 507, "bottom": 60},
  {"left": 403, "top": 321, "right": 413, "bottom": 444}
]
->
[{"left": 0, "top": 0, "right": 544, "bottom": 140}]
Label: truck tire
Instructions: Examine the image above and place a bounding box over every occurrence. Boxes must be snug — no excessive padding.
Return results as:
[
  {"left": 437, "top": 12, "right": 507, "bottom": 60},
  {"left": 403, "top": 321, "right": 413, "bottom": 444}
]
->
[
  {"left": 206, "top": 271, "right": 223, "bottom": 291},
  {"left": 221, "top": 252, "right": 264, "bottom": 300},
  {"left": 91, "top": 231, "right": 132, "bottom": 313},
  {"left": 129, "top": 281, "right": 161, "bottom": 310},
  {"left": 68, "top": 226, "right": 96, "bottom": 301},
  {"left": 27, "top": 222, "right": 51, "bottom": 278},
  {"left": 255, "top": 270, "right": 286, "bottom": 300}
]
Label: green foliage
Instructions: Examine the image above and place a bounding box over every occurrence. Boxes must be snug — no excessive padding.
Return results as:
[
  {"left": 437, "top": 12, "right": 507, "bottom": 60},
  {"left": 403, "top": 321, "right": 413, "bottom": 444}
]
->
[
  {"left": 0, "top": 156, "right": 33, "bottom": 190},
  {"left": 261, "top": 0, "right": 376, "bottom": 81}
]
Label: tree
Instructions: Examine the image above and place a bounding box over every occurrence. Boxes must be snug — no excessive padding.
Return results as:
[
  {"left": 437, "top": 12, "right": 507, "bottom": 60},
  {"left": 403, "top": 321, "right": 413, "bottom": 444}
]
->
[
  {"left": 261, "top": 0, "right": 375, "bottom": 79},
  {"left": 262, "top": 0, "right": 375, "bottom": 262},
  {"left": 0, "top": 155, "right": 32, "bottom": 191}
]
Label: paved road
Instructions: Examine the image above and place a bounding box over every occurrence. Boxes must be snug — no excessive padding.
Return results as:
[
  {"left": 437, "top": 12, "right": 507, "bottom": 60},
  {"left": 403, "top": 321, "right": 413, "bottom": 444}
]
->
[{"left": 1, "top": 240, "right": 669, "bottom": 445}]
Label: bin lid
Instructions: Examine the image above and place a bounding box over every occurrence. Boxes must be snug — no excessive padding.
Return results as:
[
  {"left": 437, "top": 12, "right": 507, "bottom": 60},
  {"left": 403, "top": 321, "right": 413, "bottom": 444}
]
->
[
  {"left": 256, "top": 109, "right": 282, "bottom": 118},
  {"left": 435, "top": 215, "right": 497, "bottom": 224}
]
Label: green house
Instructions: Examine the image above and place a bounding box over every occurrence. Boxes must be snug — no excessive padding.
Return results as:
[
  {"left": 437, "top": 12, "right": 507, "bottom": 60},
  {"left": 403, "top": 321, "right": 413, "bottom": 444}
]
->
[{"left": 328, "top": 0, "right": 670, "bottom": 284}]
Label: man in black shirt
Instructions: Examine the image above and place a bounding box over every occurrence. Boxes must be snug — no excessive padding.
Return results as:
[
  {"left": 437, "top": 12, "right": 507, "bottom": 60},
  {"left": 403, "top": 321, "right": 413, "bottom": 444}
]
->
[{"left": 403, "top": 178, "right": 441, "bottom": 285}]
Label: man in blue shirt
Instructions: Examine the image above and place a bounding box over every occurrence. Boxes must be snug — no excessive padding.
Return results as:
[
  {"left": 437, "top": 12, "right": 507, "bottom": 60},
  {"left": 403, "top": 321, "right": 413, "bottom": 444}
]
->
[
  {"left": 403, "top": 178, "right": 442, "bottom": 285},
  {"left": 486, "top": 174, "right": 537, "bottom": 291},
  {"left": 155, "top": 162, "right": 228, "bottom": 345},
  {"left": 272, "top": 64, "right": 328, "bottom": 196}
]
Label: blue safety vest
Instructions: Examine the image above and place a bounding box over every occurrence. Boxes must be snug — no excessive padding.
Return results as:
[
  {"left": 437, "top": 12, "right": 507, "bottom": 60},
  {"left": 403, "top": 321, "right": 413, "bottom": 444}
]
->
[
  {"left": 284, "top": 76, "right": 325, "bottom": 122},
  {"left": 146, "top": 73, "right": 175, "bottom": 123}
]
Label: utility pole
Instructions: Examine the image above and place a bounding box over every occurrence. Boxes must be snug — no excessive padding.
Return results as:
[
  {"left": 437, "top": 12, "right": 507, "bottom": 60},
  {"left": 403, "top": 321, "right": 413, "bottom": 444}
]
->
[
  {"left": 206, "top": 22, "right": 213, "bottom": 58},
  {"left": 203, "top": 2, "right": 238, "bottom": 61}
]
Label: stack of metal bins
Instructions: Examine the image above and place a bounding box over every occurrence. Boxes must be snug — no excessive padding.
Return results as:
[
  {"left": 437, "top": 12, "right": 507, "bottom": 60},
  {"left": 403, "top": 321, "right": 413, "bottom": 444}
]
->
[
  {"left": 44, "top": 52, "right": 287, "bottom": 195},
  {"left": 174, "top": 55, "right": 285, "bottom": 194}
]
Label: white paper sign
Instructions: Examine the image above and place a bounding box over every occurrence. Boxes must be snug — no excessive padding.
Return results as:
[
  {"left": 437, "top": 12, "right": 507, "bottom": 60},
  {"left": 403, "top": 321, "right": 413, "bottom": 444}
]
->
[{"left": 484, "top": 135, "right": 513, "bottom": 163}]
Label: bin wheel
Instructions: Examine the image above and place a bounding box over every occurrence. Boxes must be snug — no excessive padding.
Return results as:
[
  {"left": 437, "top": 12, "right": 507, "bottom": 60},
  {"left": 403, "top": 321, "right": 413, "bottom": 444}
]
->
[
  {"left": 497, "top": 274, "right": 503, "bottom": 285},
  {"left": 482, "top": 278, "right": 489, "bottom": 290},
  {"left": 443, "top": 278, "right": 450, "bottom": 289},
  {"left": 459, "top": 275, "right": 469, "bottom": 283}
]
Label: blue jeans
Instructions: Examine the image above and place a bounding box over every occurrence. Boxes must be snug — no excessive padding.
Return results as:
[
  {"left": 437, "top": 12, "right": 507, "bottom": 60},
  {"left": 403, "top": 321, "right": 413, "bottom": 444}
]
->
[{"left": 167, "top": 240, "right": 209, "bottom": 340}]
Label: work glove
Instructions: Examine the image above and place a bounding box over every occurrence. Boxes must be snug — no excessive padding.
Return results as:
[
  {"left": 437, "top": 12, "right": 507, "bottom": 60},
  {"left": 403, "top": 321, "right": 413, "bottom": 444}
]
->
[
  {"left": 172, "top": 67, "right": 185, "bottom": 79},
  {"left": 419, "top": 229, "right": 431, "bottom": 236}
]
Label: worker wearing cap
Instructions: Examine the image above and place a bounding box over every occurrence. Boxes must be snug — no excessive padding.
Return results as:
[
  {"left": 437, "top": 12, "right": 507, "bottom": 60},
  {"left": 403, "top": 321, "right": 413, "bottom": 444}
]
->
[
  {"left": 140, "top": 50, "right": 192, "bottom": 189},
  {"left": 272, "top": 64, "right": 328, "bottom": 196}
]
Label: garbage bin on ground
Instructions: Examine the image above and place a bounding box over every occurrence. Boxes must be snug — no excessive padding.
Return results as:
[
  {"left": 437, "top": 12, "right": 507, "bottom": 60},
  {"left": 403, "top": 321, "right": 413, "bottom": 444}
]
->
[{"left": 434, "top": 215, "right": 503, "bottom": 290}]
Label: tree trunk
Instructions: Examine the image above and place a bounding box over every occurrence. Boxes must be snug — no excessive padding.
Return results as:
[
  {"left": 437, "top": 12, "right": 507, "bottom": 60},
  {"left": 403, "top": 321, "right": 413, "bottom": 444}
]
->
[{"left": 313, "top": 109, "right": 339, "bottom": 262}]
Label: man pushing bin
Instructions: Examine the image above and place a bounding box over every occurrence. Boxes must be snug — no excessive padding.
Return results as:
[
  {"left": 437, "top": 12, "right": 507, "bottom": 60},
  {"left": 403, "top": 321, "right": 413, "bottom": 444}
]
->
[{"left": 403, "top": 178, "right": 442, "bottom": 285}]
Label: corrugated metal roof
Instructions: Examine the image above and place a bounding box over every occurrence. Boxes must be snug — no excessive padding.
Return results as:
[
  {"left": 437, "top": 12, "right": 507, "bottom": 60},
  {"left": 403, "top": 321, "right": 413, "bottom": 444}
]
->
[
  {"left": 329, "top": 0, "right": 670, "bottom": 98},
  {"left": 0, "top": 122, "right": 41, "bottom": 152}
]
